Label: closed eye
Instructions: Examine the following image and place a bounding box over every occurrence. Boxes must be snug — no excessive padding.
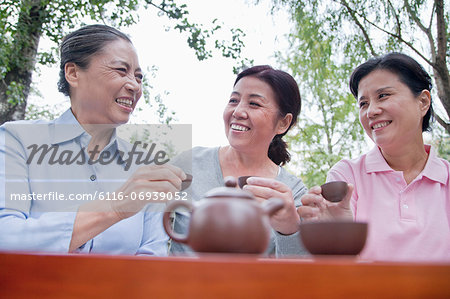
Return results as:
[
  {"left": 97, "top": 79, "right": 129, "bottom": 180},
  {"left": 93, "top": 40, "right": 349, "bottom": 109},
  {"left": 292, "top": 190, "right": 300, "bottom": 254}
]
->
[{"left": 250, "top": 102, "right": 261, "bottom": 107}]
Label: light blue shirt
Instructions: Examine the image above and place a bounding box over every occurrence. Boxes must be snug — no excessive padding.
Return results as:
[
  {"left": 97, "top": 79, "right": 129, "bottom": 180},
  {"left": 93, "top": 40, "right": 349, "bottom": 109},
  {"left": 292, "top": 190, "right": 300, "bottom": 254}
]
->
[{"left": 0, "top": 109, "right": 168, "bottom": 255}]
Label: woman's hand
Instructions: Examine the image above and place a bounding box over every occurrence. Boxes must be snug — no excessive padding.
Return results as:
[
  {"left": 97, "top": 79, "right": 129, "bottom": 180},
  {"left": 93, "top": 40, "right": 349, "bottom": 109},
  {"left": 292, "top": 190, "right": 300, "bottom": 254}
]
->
[
  {"left": 70, "top": 164, "right": 186, "bottom": 252},
  {"left": 297, "top": 184, "right": 354, "bottom": 222},
  {"left": 244, "top": 177, "right": 299, "bottom": 235},
  {"left": 110, "top": 164, "right": 186, "bottom": 220}
]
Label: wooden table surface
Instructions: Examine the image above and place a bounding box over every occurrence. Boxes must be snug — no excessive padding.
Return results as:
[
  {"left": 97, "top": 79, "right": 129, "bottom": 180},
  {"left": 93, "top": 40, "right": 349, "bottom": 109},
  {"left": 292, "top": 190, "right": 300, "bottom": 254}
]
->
[{"left": 1, "top": 251, "right": 449, "bottom": 299}]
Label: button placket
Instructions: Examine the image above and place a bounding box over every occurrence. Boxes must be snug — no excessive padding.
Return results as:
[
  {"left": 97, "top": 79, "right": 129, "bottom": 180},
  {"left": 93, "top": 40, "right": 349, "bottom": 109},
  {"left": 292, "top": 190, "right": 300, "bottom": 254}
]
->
[
  {"left": 399, "top": 185, "right": 416, "bottom": 221},
  {"left": 89, "top": 162, "right": 100, "bottom": 183}
]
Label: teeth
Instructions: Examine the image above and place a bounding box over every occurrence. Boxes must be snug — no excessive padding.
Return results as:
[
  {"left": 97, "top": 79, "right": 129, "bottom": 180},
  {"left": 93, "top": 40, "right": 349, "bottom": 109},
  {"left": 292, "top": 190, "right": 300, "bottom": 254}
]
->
[
  {"left": 231, "top": 124, "right": 249, "bottom": 131},
  {"left": 372, "top": 121, "right": 391, "bottom": 129},
  {"left": 116, "top": 98, "right": 133, "bottom": 108}
]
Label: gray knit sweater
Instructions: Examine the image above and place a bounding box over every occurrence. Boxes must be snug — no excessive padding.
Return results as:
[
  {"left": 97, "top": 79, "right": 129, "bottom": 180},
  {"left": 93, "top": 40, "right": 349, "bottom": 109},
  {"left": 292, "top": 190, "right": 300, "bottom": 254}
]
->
[{"left": 168, "top": 146, "right": 308, "bottom": 257}]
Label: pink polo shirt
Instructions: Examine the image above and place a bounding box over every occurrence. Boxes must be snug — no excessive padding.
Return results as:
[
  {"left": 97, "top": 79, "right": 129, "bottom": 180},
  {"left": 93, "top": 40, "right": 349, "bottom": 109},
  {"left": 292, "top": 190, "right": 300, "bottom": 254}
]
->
[{"left": 327, "top": 145, "right": 450, "bottom": 262}]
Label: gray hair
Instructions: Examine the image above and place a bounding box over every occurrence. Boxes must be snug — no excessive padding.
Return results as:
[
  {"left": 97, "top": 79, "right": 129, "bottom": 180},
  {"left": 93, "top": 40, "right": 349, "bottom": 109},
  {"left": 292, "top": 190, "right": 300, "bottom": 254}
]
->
[{"left": 57, "top": 24, "right": 132, "bottom": 97}]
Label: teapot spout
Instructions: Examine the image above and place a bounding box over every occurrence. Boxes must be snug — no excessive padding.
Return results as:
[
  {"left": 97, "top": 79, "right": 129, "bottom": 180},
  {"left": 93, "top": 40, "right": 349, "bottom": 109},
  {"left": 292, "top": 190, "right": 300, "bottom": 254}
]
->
[{"left": 263, "top": 198, "right": 285, "bottom": 216}]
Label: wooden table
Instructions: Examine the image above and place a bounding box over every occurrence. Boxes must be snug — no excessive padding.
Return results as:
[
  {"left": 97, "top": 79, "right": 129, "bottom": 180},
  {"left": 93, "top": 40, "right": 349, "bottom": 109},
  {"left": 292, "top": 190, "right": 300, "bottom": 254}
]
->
[{"left": 1, "top": 252, "right": 449, "bottom": 298}]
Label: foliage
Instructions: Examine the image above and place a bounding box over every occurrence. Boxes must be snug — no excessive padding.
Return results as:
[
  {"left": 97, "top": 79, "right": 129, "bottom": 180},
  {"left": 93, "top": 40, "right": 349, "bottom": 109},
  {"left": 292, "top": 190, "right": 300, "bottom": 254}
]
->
[
  {"left": 268, "top": 0, "right": 449, "bottom": 185},
  {"left": 0, "top": 0, "right": 251, "bottom": 125},
  {"left": 278, "top": 10, "right": 366, "bottom": 187},
  {"left": 426, "top": 124, "right": 450, "bottom": 161},
  {"left": 269, "top": 0, "right": 449, "bottom": 134},
  {"left": 25, "top": 103, "right": 61, "bottom": 121},
  {"left": 135, "top": 66, "right": 177, "bottom": 125},
  {"left": 122, "top": 125, "right": 179, "bottom": 160},
  {"left": 436, "top": 135, "right": 450, "bottom": 161}
]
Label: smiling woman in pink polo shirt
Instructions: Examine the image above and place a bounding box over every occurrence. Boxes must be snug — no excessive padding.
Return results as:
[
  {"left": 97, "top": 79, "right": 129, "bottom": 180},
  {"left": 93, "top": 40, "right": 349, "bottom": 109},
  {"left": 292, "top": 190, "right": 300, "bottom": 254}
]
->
[{"left": 298, "top": 53, "right": 449, "bottom": 262}]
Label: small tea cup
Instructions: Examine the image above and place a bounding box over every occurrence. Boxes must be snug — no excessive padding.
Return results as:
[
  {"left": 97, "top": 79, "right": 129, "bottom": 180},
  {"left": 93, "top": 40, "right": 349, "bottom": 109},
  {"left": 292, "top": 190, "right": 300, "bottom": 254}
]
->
[
  {"left": 237, "top": 176, "right": 252, "bottom": 189},
  {"left": 181, "top": 174, "right": 193, "bottom": 191},
  {"left": 320, "top": 181, "right": 348, "bottom": 202}
]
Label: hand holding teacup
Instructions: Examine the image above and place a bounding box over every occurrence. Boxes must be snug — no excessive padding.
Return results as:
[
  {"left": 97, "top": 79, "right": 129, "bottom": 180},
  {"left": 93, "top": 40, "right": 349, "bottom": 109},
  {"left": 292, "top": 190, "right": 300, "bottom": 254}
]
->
[
  {"left": 241, "top": 176, "right": 299, "bottom": 235},
  {"left": 297, "top": 181, "right": 354, "bottom": 222},
  {"left": 110, "top": 164, "right": 187, "bottom": 220}
]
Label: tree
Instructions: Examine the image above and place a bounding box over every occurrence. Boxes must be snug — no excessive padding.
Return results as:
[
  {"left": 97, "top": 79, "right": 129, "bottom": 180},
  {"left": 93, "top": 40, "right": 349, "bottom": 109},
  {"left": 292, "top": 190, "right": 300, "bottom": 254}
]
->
[
  {"left": 0, "top": 0, "right": 250, "bottom": 125},
  {"left": 278, "top": 10, "right": 367, "bottom": 187},
  {"left": 270, "top": 0, "right": 449, "bottom": 134},
  {"left": 428, "top": 125, "right": 450, "bottom": 160}
]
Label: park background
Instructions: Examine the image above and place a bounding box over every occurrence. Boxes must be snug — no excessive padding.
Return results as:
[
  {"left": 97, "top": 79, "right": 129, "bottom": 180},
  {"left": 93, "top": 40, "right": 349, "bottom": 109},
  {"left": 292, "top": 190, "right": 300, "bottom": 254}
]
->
[{"left": 1, "top": 0, "right": 449, "bottom": 186}]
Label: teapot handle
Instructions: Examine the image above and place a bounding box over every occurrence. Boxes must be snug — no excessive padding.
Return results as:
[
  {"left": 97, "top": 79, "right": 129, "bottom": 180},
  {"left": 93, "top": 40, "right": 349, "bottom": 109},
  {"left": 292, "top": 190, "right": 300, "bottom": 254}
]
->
[
  {"left": 163, "top": 201, "right": 193, "bottom": 244},
  {"left": 263, "top": 197, "right": 285, "bottom": 216}
]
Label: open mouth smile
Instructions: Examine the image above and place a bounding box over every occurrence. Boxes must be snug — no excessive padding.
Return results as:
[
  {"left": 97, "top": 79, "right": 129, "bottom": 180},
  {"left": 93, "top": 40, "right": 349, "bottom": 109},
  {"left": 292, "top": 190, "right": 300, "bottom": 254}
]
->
[
  {"left": 371, "top": 121, "right": 391, "bottom": 130},
  {"left": 116, "top": 98, "right": 134, "bottom": 109},
  {"left": 231, "top": 124, "right": 250, "bottom": 131}
]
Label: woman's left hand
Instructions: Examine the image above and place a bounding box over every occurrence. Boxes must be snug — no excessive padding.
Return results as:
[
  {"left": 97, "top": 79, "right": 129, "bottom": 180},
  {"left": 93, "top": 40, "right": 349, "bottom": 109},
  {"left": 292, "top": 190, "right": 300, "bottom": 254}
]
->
[{"left": 243, "top": 177, "right": 299, "bottom": 235}]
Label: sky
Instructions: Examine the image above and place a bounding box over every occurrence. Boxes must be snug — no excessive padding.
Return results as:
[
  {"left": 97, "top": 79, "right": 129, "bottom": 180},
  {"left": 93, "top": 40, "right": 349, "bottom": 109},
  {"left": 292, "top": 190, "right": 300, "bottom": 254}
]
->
[
  {"left": 29, "top": 0, "right": 447, "bottom": 155},
  {"left": 29, "top": 0, "right": 292, "bottom": 149}
]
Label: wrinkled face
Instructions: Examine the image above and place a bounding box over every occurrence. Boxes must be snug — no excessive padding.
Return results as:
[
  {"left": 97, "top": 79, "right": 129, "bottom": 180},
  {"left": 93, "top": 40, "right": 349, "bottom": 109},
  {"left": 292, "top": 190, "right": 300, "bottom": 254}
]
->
[
  {"left": 357, "top": 69, "right": 430, "bottom": 150},
  {"left": 68, "top": 38, "right": 143, "bottom": 125},
  {"left": 223, "top": 76, "right": 291, "bottom": 154}
]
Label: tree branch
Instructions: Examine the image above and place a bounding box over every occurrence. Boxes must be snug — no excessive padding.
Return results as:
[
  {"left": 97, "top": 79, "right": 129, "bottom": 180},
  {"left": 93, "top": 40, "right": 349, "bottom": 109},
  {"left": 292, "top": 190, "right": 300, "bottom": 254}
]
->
[
  {"left": 341, "top": 0, "right": 434, "bottom": 67},
  {"left": 435, "top": 0, "right": 447, "bottom": 62},
  {"left": 145, "top": 0, "right": 186, "bottom": 20},
  {"left": 404, "top": 0, "right": 437, "bottom": 61},
  {"left": 404, "top": 0, "right": 428, "bottom": 32},
  {"left": 427, "top": 1, "right": 436, "bottom": 30},
  {"left": 434, "top": 111, "right": 450, "bottom": 133},
  {"left": 338, "top": 0, "right": 377, "bottom": 56},
  {"left": 387, "top": 0, "right": 401, "bottom": 36}
]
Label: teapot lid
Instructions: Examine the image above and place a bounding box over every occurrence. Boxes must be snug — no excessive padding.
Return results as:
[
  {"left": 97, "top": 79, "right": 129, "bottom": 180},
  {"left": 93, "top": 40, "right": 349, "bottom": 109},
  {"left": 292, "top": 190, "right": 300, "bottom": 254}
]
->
[{"left": 204, "top": 176, "right": 254, "bottom": 199}]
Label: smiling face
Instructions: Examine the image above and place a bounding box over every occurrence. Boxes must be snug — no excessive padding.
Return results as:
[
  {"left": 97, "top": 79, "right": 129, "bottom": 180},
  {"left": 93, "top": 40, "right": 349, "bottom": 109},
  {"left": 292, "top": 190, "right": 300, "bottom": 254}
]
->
[
  {"left": 357, "top": 69, "right": 430, "bottom": 151},
  {"left": 67, "top": 38, "right": 143, "bottom": 125},
  {"left": 223, "top": 76, "right": 291, "bottom": 154}
]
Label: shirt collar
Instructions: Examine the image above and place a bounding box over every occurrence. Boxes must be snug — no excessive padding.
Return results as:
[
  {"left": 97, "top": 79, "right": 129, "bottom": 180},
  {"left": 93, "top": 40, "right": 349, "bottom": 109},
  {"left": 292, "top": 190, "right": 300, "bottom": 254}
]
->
[
  {"left": 49, "top": 109, "right": 85, "bottom": 145},
  {"left": 365, "top": 146, "right": 392, "bottom": 173},
  {"left": 49, "top": 109, "right": 121, "bottom": 150},
  {"left": 49, "top": 109, "right": 135, "bottom": 166},
  {"left": 421, "top": 145, "right": 448, "bottom": 184},
  {"left": 365, "top": 145, "right": 448, "bottom": 184}
]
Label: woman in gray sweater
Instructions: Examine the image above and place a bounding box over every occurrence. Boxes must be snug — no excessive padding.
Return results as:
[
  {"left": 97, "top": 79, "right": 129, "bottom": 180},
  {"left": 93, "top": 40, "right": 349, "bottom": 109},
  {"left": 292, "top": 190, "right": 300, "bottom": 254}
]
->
[{"left": 170, "top": 65, "right": 308, "bottom": 256}]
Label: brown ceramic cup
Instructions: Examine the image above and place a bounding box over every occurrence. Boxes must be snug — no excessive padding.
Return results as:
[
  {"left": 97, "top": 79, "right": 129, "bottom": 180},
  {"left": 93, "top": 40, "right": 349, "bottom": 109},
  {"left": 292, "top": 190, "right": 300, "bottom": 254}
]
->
[
  {"left": 320, "top": 181, "right": 348, "bottom": 202},
  {"left": 181, "top": 174, "right": 193, "bottom": 191},
  {"left": 299, "top": 221, "right": 368, "bottom": 255},
  {"left": 237, "top": 176, "right": 252, "bottom": 189}
]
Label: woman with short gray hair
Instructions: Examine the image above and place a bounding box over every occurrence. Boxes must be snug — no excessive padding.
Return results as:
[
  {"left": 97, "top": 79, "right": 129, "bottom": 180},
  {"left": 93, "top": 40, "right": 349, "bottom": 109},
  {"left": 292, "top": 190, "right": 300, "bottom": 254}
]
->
[{"left": 0, "top": 24, "right": 185, "bottom": 255}]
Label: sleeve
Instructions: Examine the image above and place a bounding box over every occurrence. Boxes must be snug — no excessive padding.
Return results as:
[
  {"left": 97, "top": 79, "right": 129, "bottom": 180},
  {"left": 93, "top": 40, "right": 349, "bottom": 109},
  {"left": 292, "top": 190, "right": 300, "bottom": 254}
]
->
[
  {"left": 169, "top": 148, "right": 192, "bottom": 175},
  {"left": 273, "top": 174, "right": 309, "bottom": 257},
  {"left": 327, "top": 160, "right": 358, "bottom": 217},
  {"left": 136, "top": 206, "right": 169, "bottom": 256},
  {"left": 0, "top": 124, "right": 77, "bottom": 252},
  {"left": 327, "top": 162, "right": 351, "bottom": 182}
]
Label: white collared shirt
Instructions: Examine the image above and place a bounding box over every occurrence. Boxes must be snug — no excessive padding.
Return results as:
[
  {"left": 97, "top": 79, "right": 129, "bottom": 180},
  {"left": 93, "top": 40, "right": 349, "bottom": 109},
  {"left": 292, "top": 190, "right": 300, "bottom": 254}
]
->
[{"left": 0, "top": 109, "right": 168, "bottom": 255}]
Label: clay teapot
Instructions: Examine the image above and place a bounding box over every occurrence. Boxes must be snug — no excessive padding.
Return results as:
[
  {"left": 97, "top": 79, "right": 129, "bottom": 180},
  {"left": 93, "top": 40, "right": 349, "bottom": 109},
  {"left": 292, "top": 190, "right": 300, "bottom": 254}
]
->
[{"left": 163, "top": 176, "right": 285, "bottom": 254}]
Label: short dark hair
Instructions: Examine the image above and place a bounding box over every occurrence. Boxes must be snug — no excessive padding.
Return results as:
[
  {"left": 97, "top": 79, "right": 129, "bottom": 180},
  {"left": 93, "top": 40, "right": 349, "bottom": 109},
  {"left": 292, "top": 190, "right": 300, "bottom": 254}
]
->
[
  {"left": 234, "top": 65, "right": 301, "bottom": 166},
  {"left": 349, "top": 52, "right": 433, "bottom": 132},
  {"left": 57, "top": 24, "right": 132, "bottom": 97}
]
